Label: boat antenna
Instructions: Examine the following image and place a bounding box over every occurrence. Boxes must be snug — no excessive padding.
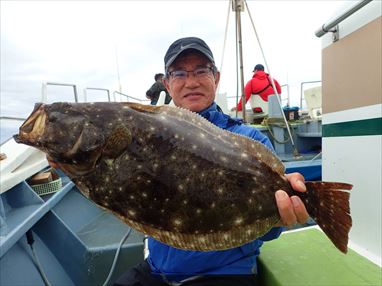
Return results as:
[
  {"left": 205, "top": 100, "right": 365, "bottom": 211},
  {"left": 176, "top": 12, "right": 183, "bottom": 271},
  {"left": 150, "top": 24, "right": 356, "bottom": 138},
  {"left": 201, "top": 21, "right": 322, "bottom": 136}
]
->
[
  {"left": 115, "top": 45, "right": 122, "bottom": 93},
  {"left": 244, "top": 0, "right": 301, "bottom": 157},
  {"left": 217, "top": 0, "right": 232, "bottom": 95},
  {"left": 233, "top": 0, "right": 247, "bottom": 122}
]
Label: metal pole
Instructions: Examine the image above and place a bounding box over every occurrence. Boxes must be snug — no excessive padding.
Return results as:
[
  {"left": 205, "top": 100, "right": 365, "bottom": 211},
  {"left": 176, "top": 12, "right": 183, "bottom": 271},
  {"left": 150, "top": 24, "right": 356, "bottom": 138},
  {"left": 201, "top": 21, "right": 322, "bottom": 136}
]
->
[
  {"left": 233, "top": 0, "right": 246, "bottom": 122},
  {"left": 244, "top": 0, "right": 300, "bottom": 157},
  {"left": 41, "top": 82, "right": 48, "bottom": 103},
  {"left": 115, "top": 45, "right": 122, "bottom": 93},
  {"left": 73, "top": 86, "right": 78, "bottom": 103}
]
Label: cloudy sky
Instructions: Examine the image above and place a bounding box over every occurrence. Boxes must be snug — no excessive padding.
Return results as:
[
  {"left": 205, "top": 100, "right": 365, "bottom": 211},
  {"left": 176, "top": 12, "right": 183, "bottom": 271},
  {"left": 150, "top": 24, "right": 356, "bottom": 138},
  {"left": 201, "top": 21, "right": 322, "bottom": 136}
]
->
[{"left": 1, "top": 0, "right": 349, "bottom": 118}]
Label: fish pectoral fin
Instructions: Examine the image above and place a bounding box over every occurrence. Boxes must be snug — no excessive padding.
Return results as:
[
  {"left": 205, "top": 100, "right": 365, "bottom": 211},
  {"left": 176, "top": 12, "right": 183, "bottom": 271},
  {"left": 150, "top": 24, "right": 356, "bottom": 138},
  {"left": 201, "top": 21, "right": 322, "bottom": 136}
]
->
[
  {"left": 103, "top": 125, "right": 131, "bottom": 158},
  {"left": 58, "top": 161, "right": 97, "bottom": 177}
]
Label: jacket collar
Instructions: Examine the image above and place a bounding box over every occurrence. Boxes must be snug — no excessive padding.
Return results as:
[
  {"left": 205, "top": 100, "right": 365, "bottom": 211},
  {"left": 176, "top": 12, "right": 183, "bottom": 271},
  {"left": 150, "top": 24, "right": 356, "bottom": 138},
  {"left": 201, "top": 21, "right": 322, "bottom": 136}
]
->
[{"left": 198, "top": 102, "right": 243, "bottom": 129}]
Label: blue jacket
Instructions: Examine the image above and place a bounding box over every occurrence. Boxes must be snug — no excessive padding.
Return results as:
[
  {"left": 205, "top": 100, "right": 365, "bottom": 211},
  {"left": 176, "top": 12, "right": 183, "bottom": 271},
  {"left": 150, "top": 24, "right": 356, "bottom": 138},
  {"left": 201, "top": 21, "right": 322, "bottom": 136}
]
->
[{"left": 147, "top": 102, "right": 283, "bottom": 282}]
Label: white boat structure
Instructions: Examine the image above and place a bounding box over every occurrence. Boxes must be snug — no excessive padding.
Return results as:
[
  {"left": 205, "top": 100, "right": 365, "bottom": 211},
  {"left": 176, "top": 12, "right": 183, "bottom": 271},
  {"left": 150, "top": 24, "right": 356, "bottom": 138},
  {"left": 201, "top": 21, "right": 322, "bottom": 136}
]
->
[{"left": 1, "top": 0, "right": 381, "bottom": 285}]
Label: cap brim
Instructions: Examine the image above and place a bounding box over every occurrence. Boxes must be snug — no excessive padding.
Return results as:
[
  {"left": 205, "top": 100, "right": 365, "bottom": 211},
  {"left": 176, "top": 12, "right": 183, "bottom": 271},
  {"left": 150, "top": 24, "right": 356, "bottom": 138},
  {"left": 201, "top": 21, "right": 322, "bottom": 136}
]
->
[{"left": 165, "top": 45, "right": 215, "bottom": 70}]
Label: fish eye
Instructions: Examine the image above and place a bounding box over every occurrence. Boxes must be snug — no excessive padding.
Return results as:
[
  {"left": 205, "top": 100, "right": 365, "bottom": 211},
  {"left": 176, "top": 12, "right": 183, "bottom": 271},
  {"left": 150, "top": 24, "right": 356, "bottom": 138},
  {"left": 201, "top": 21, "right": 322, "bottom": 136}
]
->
[{"left": 49, "top": 112, "right": 60, "bottom": 122}]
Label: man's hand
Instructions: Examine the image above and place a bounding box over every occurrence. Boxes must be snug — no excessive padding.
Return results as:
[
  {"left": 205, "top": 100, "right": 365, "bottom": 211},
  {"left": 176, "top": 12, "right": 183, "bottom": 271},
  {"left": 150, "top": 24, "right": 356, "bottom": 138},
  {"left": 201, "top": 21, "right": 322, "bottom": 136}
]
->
[
  {"left": 230, "top": 107, "right": 237, "bottom": 111},
  {"left": 275, "top": 172, "right": 309, "bottom": 226}
]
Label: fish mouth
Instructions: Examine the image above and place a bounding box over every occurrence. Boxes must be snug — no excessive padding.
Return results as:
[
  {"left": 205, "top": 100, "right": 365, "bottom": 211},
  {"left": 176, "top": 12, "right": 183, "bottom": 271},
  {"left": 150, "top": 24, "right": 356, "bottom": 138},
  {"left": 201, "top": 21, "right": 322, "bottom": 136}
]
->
[{"left": 14, "top": 103, "right": 47, "bottom": 144}]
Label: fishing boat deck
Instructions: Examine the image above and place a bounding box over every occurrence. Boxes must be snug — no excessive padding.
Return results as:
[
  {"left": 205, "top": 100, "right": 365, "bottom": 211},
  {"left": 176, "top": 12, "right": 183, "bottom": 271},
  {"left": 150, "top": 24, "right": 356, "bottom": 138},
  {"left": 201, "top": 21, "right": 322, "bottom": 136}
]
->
[
  {"left": 258, "top": 227, "right": 382, "bottom": 286},
  {"left": 0, "top": 168, "right": 144, "bottom": 285},
  {"left": 1, "top": 150, "right": 380, "bottom": 285}
]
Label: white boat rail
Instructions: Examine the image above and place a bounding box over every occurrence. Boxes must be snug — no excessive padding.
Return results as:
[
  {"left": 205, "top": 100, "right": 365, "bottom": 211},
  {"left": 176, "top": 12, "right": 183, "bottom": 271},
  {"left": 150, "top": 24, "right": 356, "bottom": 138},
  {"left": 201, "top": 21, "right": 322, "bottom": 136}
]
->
[
  {"left": 41, "top": 82, "right": 79, "bottom": 103},
  {"left": 315, "top": 0, "right": 372, "bottom": 38},
  {"left": 280, "top": 84, "right": 290, "bottom": 107},
  {"left": 113, "top": 91, "right": 150, "bottom": 104},
  {"left": 84, "top": 87, "right": 111, "bottom": 102},
  {"left": 0, "top": 116, "right": 26, "bottom": 121},
  {"left": 41, "top": 82, "right": 150, "bottom": 104}
]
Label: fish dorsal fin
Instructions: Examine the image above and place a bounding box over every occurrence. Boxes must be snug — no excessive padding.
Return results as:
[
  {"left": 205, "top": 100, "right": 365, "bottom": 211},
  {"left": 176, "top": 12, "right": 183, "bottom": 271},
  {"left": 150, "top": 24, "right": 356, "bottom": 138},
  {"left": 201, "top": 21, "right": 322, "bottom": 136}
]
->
[
  {"left": 123, "top": 103, "right": 284, "bottom": 176},
  {"left": 123, "top": 102, "right": 161, "bottom": 113},
  {"left": 159, "top": 105, "right": 285, "bottom": 176},
  {"left": 228, "top": 131, "right": 285, "bottom": 176}
]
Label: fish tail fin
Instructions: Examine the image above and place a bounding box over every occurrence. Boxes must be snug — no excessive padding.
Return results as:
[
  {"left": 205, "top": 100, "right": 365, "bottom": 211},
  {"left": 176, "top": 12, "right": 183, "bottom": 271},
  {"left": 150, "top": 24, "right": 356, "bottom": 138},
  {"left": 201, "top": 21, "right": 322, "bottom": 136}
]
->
[{"left": 302, "top": 181, "right": 353, "bottom": 253}]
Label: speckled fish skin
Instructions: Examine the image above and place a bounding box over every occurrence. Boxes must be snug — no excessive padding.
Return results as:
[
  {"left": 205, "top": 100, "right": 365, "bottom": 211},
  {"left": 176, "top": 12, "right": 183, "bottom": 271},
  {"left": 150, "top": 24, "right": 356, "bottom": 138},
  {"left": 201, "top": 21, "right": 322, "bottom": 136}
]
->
[{"left": 14, "top": 102, "right": 353, "bottom": 253}]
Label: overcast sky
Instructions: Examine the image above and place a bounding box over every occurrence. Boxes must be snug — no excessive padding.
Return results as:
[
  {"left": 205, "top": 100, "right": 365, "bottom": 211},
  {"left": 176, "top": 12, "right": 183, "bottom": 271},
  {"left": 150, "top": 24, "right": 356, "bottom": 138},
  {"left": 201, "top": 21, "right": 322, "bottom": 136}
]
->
[{"left": 1, "top": 0, "right": 350, "bottom": 118}]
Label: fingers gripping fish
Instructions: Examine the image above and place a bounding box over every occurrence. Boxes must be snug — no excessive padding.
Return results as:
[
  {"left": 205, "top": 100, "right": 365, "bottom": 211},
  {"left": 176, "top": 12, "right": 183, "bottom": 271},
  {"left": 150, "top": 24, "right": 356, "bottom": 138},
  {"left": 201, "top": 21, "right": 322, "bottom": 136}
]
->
[{"left": 14, "top": 102, "right": 353, "bottom": 253}]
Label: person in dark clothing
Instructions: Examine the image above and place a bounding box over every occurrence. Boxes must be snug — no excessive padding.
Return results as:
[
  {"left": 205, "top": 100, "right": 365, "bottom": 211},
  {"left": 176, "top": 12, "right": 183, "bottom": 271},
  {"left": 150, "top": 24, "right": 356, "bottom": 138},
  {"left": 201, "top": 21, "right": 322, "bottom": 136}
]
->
[{"left": 146, "top": 73, "right": 172, "bottom": 105}]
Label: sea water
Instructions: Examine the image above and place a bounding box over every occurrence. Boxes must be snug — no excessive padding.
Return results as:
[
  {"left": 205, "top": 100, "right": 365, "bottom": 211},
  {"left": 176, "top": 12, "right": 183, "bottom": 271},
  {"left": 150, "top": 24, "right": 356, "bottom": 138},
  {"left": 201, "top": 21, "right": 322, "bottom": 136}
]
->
[{"left": 0, "top": 118, "right": 25, "bottom": 144}]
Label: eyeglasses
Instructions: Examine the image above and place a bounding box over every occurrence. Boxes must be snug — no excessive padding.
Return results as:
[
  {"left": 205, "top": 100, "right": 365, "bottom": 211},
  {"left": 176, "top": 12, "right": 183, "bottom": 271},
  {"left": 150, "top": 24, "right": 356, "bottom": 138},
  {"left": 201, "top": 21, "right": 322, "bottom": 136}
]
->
[{"left": 167, "top": 66, "right": 215, "bottom": 81}]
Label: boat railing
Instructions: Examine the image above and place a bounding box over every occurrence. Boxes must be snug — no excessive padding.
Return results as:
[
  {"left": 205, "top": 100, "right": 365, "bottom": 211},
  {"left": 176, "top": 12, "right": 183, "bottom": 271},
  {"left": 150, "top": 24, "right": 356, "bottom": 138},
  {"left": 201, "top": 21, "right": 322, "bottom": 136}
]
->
[
  {"left": 41, "top": 82, "right": 79, "bottom": 103},
  {"left": 315, "top": 0, "right": 372, "bottom": 39},
  {"left": 113, "top": 91, "right": 150, "bottom": 104},
  {"left": 0, "top": 116, "right": 26, "bottom": 121},
  {"left": 280, "top": 84, "right": 290, "bottom": 107},
  {"left": 42, "top": 82, "right": 150, "bottom": 104},
  {"left": 84, "top": 87, "right": 111, "bottom": 102},
  {"left": 300, "top": 80, "right": 322, "bottom": 110}
]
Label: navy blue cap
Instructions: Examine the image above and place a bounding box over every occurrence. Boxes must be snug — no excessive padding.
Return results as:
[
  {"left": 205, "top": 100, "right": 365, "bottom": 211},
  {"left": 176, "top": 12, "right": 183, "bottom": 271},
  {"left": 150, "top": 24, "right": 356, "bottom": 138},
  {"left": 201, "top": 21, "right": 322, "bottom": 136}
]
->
[
  {"left": 164, "top": 37, "right": 215, "bottom": 71},
  {"left": 253, "top": 64, "right": 264, "bottom": 72}
]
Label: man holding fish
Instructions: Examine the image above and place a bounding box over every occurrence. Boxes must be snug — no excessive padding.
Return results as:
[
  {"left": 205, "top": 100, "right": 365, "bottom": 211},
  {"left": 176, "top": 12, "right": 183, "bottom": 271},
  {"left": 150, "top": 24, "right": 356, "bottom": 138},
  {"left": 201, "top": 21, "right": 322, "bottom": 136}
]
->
[
  {"left": 21, "top": 36, "right": 349, "bottom": 285},
  {"left": 114, "top": 37, "right": 309, "bottom": 286}
]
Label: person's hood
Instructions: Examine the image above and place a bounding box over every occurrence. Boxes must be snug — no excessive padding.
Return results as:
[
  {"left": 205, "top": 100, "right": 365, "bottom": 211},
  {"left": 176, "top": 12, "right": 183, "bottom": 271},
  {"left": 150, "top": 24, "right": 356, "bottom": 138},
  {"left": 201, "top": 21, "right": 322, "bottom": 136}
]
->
[{"left": 253, "top": 70, "right": 269, "bottom": 80}]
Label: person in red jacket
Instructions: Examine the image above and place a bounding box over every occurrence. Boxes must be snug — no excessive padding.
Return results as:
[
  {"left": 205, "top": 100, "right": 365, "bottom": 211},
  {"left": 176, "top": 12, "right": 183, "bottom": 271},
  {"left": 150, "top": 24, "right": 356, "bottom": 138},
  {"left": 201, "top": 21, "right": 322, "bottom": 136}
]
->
[{"left": 232, "top": 64, "right": 282, "bottom": 112}]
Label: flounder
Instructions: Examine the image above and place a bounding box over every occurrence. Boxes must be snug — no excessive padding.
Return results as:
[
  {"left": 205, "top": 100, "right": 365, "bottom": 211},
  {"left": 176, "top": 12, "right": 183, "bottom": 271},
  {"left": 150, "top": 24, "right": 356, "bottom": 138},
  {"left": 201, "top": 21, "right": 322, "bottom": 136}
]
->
[{"left": 14, "top": 102, "right": 352, "bottom": 253}]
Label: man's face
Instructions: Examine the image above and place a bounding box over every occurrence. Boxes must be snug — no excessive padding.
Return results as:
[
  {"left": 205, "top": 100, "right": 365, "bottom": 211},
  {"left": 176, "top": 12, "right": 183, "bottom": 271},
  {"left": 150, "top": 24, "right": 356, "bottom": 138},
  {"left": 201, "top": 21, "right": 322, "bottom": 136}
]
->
[{"left": 164, "top": 52, "right": 220, "bottom": 112}]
